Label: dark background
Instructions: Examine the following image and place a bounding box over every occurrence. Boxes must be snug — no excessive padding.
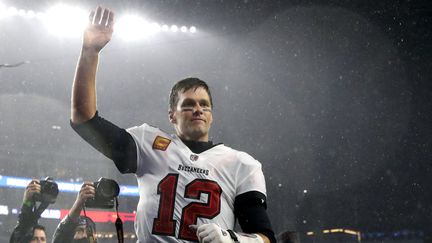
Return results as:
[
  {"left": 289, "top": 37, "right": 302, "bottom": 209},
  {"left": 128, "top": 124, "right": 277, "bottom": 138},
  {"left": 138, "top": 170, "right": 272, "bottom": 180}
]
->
[{"left": 1, "top": 0, "right": 431, "bottom": 240}]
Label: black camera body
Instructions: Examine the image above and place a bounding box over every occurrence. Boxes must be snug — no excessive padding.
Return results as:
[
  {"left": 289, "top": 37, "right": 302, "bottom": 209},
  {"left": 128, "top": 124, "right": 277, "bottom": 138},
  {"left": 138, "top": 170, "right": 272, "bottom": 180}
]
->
[
  {"left": 85, "top": 178, "right": 120, "bottom": 208},
  {"left": 34, "top": 177, "right": 59, "bottom": 204}
]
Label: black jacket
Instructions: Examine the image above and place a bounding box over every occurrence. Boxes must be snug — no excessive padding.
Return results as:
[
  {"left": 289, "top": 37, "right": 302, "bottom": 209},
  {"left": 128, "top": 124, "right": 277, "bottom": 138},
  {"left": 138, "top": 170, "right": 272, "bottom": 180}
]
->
[{"left": 9, "top": 204, "right": 40, "bottom": 243}]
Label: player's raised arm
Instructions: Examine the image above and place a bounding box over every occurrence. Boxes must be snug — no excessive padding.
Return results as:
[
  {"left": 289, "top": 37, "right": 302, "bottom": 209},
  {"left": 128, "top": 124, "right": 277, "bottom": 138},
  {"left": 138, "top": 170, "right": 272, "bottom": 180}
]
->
[{"left": 71, "top": 6, "right": 114, "bottom": 123}]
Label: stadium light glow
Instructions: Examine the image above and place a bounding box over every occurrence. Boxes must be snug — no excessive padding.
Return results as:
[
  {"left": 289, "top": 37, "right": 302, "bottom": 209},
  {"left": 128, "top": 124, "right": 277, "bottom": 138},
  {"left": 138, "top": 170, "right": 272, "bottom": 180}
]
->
[
  {"left": 161, "top": 24, "right": 169, "bottom": 31},
  {"left": 42, "top": 4, "right": 88, "bottom": 38},
  {"left": 0, "top": 205, "right": 8, "bottom": 215},
  {"left": 7, "top": 6, "right": 18, "bottom": 17},
  {"left": 116, "top": 15, "right": 159, "bottom": 40},
  {"left": 35, "top": 12, "right": 45, "bottom": 19},
  {"left": 151, "top": 22, "right": 161, "bottom": 32},
  {"left": 17, "top": 9, "right": 26, "bottom": 17},
  {"left": 25, "top": 10, "right": 36, "bottom": 18},
  {"left": 344, "top": 229, "right": 360, "bottom": 235},
  {"left": 0, "top": 3, "right": 198, "bottom": 38},
  {"left": 0, "top": 175, "right": 139, "bottom": 196},
  {"left": 330, "top": 229, "right": 343, "bottom": 233},
  {"left": 170, "top": 25, "right": 178, "bottom": 32}
]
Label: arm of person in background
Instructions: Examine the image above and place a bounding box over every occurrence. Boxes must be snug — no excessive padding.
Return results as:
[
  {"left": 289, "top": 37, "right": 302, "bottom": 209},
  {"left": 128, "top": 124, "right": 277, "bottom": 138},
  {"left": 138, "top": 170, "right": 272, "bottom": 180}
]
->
[
  {"left": 70, "top": 6, "right": 137, "bottom": 174},
  {"left": 52, "top": 182, "right": 95, "bottom": 243},
  {"left": 9, "top": 179, "right": 41, "bottom": 243}
]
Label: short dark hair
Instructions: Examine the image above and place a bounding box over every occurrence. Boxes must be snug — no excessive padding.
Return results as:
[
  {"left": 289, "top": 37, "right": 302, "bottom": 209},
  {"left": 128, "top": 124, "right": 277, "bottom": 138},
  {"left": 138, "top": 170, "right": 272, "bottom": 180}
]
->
[
  {"left": 33, "top": 225, "right": 46, "bottom": 233},
  {"left": 169, "top": 77, "right": 213, "bottom": 111}
]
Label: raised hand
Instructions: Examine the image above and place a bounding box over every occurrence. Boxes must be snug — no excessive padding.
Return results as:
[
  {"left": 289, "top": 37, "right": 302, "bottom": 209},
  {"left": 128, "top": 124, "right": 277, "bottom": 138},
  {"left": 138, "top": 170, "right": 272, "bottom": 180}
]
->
[
  {"left": 82, "top": 6, "right": 114, "bottom": 53},
  {"left": 75, "top": 182, "right": 96, "bottom": 207},
  {"left": 67, "top": 182, "right": 96, "bottom": 219},
  {"left": 23, "top": 179, "right": 41, "bottom": 203}
]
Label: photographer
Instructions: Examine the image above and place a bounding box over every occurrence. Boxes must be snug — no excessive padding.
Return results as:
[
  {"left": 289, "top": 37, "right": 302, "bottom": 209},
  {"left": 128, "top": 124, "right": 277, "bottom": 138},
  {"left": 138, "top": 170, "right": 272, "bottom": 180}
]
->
[
  {"left": 52, "top": 182, "right": 97, "bottom": 243},
  {"left": 30, "top": 225, "right": 47, "bottom": 243},
  {"left": 10, "top": 179, "right": 49, "bottom": 243}
]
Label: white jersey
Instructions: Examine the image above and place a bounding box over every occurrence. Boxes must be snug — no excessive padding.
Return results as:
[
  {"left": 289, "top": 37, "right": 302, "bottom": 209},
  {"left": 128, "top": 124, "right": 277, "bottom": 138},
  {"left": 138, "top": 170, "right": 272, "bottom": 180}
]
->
[{"left": 127, "top": 123, "right": 267, "bottom": 242}]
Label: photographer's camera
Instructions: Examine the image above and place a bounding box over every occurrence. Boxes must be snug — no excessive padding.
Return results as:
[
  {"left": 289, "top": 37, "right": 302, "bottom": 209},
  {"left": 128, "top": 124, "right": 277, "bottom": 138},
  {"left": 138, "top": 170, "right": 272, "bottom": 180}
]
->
[
  {"left": 85, "top": 177, "right": 120, "bottom": 208},
  {"left": 33, "top": 177, "right": 59, "bottom": 204}
]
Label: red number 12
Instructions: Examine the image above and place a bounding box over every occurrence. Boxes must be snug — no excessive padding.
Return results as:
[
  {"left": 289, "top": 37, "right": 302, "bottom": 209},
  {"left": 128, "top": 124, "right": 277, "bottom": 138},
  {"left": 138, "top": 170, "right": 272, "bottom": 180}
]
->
[{"left": 152, "top": 174, "right": 222, "bottom": 241}]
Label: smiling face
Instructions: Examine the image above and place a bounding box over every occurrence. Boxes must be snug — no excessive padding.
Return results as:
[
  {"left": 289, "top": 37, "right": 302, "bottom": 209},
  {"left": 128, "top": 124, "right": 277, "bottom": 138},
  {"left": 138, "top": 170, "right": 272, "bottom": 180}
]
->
[{"left": 169, "top": 87, "right": 213, "bottom": 142}]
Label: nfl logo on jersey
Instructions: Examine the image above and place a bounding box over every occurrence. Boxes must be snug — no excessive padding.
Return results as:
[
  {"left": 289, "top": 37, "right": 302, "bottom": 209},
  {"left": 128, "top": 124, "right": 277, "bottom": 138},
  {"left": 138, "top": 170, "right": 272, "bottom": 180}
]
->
[{"left": 190, "top": 154, "right": 199, "bottom": 161}]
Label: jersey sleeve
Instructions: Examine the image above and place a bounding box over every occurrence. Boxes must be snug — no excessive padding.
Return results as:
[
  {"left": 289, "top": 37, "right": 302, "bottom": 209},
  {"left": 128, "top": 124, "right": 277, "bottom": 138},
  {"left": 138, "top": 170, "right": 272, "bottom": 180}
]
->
[
  {"left": 126, "top": 123, "right": 163, "bottom": 177},
  {"left": 234, "top": 153, "right": 275, "bottom": 243},
  {"left": 235, "top": 152, "right": 267, "bottom": 197},
  {"left": 70, "top": 111, "right": 137, "bottom": 174}
]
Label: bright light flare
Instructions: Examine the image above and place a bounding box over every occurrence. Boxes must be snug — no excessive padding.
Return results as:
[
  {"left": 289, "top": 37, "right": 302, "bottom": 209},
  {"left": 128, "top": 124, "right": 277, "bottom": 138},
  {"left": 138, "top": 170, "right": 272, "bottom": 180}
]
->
[
  {"left": 0, "top": 3, "right": 198, "bottom": 38},
  {"left": 42, "top": 4, "right": 88, "bottom": 38},
  {"left": 0, "top": 3, "right": 6, "bottom": 18},
  {"left": 161, "top": 24, "right": 169, "bottom": 31},
  {"left": 25, "top": 10, "right": 36, "bottom": 18},
  {"left": 170, "top": 25, "right": 178, "bottom": 32},
  {"left": 4, "top": 6, "right": 18, "bottom": 17},
  {"left": 17, "top": 9, "right": 26, "bottom": 17},
  {"left": 116, "top": 15, "right": 160, "bottom": 41}
]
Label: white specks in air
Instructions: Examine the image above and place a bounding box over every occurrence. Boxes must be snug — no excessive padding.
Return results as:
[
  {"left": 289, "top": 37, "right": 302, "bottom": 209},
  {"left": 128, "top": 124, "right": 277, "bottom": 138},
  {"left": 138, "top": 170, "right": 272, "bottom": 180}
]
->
[{"left": 51, "top": 125, "right": 61, "bottom": 130}]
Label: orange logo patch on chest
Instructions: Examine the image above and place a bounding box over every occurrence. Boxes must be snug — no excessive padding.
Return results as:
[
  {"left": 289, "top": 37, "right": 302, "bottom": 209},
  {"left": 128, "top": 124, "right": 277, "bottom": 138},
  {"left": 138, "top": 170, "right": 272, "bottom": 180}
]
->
[{"left": 152, "top": 136, "right": 171, "bottom": 151}]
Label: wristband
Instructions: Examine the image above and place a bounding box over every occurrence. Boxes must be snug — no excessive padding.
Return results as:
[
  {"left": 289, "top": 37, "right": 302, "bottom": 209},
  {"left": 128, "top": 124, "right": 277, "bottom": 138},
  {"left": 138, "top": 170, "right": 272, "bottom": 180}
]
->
[{"left": 23, "top": 200, "right": 34, "bottom": 208}]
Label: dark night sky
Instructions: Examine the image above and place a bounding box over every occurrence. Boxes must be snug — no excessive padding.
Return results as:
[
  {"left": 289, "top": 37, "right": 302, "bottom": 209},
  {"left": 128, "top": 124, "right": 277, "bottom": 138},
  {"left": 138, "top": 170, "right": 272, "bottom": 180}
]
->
[{"left": 1, "top": 0, "right": 431, "bottom": 236}]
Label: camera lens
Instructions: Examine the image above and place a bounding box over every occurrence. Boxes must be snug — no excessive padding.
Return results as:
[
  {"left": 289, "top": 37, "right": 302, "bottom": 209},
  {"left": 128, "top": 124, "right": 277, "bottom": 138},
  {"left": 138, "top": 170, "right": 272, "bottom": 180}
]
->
[
  {"left": 97, "top": 178, "right": 120, "bottom": 198},
  {"left": 86, "top": 178, "right": 120, "bottom": 208}
]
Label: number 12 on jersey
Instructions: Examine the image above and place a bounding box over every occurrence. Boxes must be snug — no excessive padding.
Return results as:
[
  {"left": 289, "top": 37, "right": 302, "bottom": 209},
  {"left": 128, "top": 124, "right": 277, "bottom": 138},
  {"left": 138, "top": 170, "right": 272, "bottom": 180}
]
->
[{"left": 152, "top": 173, "right": 223, "bottom": 241}]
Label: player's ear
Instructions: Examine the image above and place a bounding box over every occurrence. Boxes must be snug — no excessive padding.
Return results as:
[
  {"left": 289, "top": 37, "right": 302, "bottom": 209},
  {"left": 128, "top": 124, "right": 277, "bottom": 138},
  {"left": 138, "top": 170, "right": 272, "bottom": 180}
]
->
[{"left": 169, "top": 110, "right": 176, "bottom": 124}]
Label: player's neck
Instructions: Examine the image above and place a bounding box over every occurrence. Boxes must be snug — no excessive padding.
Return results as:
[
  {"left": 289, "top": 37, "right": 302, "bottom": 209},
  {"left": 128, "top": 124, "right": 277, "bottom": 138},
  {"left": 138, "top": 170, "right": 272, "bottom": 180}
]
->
[
  {"left": 177, "top": 133, "right": 209, "bottom": 143},
  {"left": 180, "top": 139, "right": 214, "bottom": 154}
]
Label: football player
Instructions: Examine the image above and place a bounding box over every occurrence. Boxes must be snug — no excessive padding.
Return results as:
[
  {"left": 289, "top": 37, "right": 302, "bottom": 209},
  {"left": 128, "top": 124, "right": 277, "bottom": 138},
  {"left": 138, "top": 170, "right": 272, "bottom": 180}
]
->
[{"left": 70, "top": 6, "right": 276, "bottom": 243}]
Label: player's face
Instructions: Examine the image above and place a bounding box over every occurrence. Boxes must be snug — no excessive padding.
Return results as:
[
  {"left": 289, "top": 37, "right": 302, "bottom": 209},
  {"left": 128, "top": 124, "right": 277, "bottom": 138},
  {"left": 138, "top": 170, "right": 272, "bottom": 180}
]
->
[
  {"left": 170, "top": 87, "right": 213, "bottom": 142},
  {"left": 30, "top": 229, "right": 47, "bottom": 243}
]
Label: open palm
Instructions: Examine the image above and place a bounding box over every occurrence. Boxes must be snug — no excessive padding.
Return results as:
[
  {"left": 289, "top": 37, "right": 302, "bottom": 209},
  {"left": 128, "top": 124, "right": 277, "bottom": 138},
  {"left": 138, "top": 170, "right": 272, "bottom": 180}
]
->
[{"left": 83, "top": 6, "right": 114, "bottom": 52}]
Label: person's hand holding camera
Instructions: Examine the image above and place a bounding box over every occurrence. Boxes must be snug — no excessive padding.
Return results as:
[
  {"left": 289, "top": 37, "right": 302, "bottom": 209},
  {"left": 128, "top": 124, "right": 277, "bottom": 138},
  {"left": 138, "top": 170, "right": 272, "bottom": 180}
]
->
[
  {"left": 69, "top": 182, "right": 95, "bottom": 220},
  {"left": 23, "top": 179, "right": 41, "bottom": 207},
  {"left": 76, "top": 182, "right": 96, "bottom": 206}
]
